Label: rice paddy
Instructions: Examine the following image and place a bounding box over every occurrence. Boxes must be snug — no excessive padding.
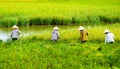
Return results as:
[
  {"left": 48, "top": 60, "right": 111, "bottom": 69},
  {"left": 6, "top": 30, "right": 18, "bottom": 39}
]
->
[
  {"left": 0, "top": 0, "right": 120, "bottom": 69},
  {"left": 0, "top": 24, "right": 120, "bottom": 69},
  {"left": 0, "top": 0, "right": 120, "bottom": 27}
]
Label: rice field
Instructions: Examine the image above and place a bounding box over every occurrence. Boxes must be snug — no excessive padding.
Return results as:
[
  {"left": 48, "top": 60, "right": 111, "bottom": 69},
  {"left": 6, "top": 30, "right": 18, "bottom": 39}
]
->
[
  {"left": 0, "top": 0, "right": 120, "bottom": 27},
  {"left": 0, "top": 24, "right": 120, "bottom": 69},
  {"left": 0, "top": 41, "right": 120, "bottom": 69},
  {"left": 0, "top": 0, "right": 120, "bottom": 69}
]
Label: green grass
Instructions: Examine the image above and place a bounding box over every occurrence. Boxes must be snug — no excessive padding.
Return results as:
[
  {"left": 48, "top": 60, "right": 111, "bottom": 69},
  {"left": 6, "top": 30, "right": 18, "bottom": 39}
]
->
[
  {"left": 0, "top": 0, "right": 120, "bottom": 27},
  {"left": 0, "top": 0, "right": 120, "bottom": 68},
  {"left": 0, "top": 24, "right": 120, "bottom": 69},
  {"left": 0, "top": 40, "right": 120, "bottom": 69}
]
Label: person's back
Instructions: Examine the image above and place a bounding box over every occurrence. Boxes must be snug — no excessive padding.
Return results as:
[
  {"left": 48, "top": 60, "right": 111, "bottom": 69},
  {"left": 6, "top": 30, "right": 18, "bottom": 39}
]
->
[
  {"left": 11, "top": 29, "right": 20, "bottom": 39},
  {"left": 79, "top": 26, "right": 88, "bottom": 43},
  {"left": 52, "top": 30, "right": 58, "bottom": 40},
  {"left": 51, "top": 26, "right": 59, "bottom": 41},
  {"left": 105, "top": 32, "right": 114, "bottom": 43},
  {"left": 104, "top": 29, "right": 114, "bottom": 43},
  {"left": 80, "top": 30, "right": 88, "bottom": 41},
  {"left": 10, "top": 25, "right": 21, "bottom": 40}
]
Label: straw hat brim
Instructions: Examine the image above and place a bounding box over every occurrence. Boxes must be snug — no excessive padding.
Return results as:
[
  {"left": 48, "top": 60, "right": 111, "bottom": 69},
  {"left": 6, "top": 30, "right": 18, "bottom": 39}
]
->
[
  {"left": 53, "top": 27, "right": 59, "bottom": 30},
  {"left": 104, "top": 30, "right": 110, "bottom": 33},
  {"left": 12, "top": 25, "right": 18, "bottom": 29},
  {"left": 79, "top": 27, "right": 85, "bottom": 30}
]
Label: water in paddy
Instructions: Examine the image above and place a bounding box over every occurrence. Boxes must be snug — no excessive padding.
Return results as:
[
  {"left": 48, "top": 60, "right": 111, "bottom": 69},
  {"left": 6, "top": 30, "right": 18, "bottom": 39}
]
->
[{"left": 0, "top": 26, "right": 76, "bottom": 42}]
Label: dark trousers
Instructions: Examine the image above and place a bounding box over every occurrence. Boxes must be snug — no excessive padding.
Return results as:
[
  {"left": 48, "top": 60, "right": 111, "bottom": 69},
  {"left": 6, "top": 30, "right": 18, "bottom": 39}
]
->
[
  {"left": 51, "top": 40, "right": 57, "bottom": 42},
  {"left": 110, "top": 42, "right": 114, "bottom": 44},
  {"left": 12, "top": 38, "right": 17, "bottom": 41},
  {"left": 81, "top": 41, "right": 87, "bottom": 43}
]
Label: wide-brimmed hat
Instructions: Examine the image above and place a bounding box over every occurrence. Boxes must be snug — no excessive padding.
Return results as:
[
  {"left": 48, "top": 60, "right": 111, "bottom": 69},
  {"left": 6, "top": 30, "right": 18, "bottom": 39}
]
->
[
  {"left": 53, "top": 26, "right": 59, "bottom": 30},
  {"left": 79, "top": 26, "right": 85, "bottom": 30},
  {"left": 12, "top": 25, "right": 18, "bottom": 29},
  {"left": 104, "top": 29, "right": 110, "bottom": 33}
]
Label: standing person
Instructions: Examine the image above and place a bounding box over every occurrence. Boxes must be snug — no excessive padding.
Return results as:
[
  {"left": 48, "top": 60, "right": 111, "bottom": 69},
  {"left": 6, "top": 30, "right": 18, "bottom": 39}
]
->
[
  {"left": 79, "top": 26, "right": 88, "bottom": 43},
  {"left": 104, "top": 29, "right": 114, "bottom": 44},
  {"left": 10, "top": 25, "right": 21, "bottom": 41},
  {"left": 51, "top": 26, "right": 60, "bottom": 42}
]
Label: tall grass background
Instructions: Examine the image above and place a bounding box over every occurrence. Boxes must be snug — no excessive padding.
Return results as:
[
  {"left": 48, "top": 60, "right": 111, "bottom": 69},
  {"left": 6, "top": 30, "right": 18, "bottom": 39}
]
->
[{"left": 0, "top": 0, "right": 120, "bottom": 27}]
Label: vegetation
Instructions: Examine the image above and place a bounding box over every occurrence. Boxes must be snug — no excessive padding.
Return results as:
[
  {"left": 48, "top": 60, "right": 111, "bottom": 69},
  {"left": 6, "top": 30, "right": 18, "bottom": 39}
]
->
[
  {"left": 0, "top": 24, "right": 120, "bottom": 69},
  {"left": 0, "top": 0, "right": 120, "bottom": 69},
  {"left": 0, "top": 0, "right": 120, "bottom": 27},
  {"left": 0, "top": 40, "right": 120, "bottom": 69}
]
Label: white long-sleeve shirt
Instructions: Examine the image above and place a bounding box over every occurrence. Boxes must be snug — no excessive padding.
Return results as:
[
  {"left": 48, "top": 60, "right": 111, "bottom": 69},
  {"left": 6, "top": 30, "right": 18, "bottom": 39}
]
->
[
  {"left": 51, "top": 30, "right": 59, "bottom": 40},
  {"left": 10, "top": 29, "right": 21, "bottom": 39},
  {"left": 105, "top": 32, "right": 114, "bottom": 43}
]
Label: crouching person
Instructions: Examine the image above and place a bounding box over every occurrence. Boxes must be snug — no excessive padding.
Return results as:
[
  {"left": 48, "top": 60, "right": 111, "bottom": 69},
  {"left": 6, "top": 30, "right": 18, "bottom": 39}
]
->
[
  {"left": 104, "top": 29, "right": 114, "bottom": 44},
  {"left": 79, "top": 26, "right": 88, "bottom": 43},
  {"left": 10, "top": 25, "right": 21, "bottom": 41},
  {"left": 51, "top": 26, "right": 60, "bottom": 42}
]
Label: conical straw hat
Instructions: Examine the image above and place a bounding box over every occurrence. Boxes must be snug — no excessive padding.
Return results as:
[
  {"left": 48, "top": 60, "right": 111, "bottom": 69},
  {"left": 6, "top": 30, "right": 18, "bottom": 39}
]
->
[
  {"left": 53, "top": 26, "right": 59, "bottom": 30},
  {"left": 79, "top": 26, "right": 85, "bottom": 30},
  {"left": 104, "top": 29, "right": 110, "bottom": 33},
  {"left": 12, "top": 25, "right": 18, "bottom": 29}
]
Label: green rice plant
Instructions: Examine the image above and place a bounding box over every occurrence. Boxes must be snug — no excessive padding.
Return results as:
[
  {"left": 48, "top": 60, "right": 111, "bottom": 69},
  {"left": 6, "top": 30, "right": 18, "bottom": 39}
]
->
[
  {"left": 98, "top": 15, "right": 120, "bottom": 24},
  {"left": 17, "top": 16, "right": 30, "bottom": 26},
  {"left": 1, "top": 38, "right": 120, "bottom": 69},
  {"left": 41, "top": 17, "right": 52, "bottom": 25},
  {"left": 50, "top": 17, "right": 71, "bottom": 25},
  {"left": 87, "top": 16, "right": 100, "bottom": 25},
  {"left": 29, "top": 16, "right": 42, "bottom": 25},
  {"left": 0, "top": 1, "right": 119, "bottom": 27},
  {"left": 0, "top": 16, "right": 18, "bottom": 27}
]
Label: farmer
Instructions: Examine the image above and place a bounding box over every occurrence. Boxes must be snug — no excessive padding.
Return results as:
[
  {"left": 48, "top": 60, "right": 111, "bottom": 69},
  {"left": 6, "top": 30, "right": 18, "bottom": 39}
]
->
[
  {"left": 51, "top": 26, "right": 60, "bottom": 41},
  {"left": 104, "top": 29, "right": 114, "bottom": 44},
  {"left": 10, "top": 25, "right": 21, "bottom": 41},
  {"left": 79, "top": 26, "right": 88, "bottom": 43}
]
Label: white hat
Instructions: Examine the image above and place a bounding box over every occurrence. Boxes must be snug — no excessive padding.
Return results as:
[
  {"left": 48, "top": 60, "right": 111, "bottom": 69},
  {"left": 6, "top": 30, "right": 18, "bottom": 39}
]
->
[
  {"left": 53, "top": 26, "right": 59, "bottom": 30},
  {"left": 79, "top": 26, "right": 85, "bottom": 30},
  {"left": 104, "top": 29, "right": 110, "bottom": 33},
  {"left": 12, "top": 25, "right": 18, "bottom": 29}
]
